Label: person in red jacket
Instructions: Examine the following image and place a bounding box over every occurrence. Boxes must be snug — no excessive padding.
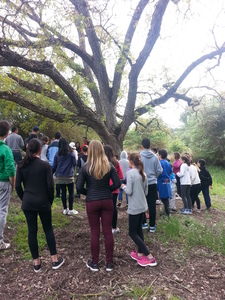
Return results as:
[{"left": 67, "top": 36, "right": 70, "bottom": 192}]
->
[{"left": 104, "top": 145, "right": 123, "bottom": 234}]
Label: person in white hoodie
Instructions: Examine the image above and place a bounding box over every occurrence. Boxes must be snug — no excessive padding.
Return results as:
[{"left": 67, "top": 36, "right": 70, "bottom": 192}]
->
[{"left": 177, "top": 155, "right": 192, "bottom": 215}]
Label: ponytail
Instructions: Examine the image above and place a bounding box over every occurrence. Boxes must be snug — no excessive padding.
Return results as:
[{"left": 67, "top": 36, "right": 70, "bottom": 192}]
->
[
  {"left": 19, "top": 138, "right": 41, "bottom": 168},
  {"left": 181, "top": 155, "right": 190, "bottom": 166},
  {"left": 129, "top": 153, "right": 146, "bottom": 182}
]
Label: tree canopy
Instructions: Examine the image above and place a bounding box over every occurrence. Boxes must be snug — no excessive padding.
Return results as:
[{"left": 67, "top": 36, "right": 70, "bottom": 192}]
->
[{"left": 0, "top": 0, "right": 225, "bottom": 153}]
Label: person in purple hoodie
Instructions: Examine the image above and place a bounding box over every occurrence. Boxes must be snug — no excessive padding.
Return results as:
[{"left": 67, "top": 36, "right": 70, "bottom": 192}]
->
[{"left": 53, "top": 138, "right": 77, "bottom": 215}]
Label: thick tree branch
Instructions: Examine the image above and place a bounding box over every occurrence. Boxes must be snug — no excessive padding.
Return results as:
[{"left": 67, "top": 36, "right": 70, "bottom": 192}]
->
[
  {"left": 70, "top": 0, "right": 112, "bottom": 123},
  {"left": 74, "top": 16, "right": 103, "bottom": 115},
  {"left": 0, "top": 91, "right": 66, "bottom": 122},
  {"left": 6, "top": 73, "right": 78, "bottom": 114},
  {"left": 112, "top": 0, "right": 149, "bottom": 106},
  {"left": 119, "top": 0, "right": 170, "bottom": 139}
]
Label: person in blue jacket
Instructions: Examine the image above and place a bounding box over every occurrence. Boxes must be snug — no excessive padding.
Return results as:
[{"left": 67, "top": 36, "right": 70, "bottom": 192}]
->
[
  {"left": 53, "top": 138, "right": 77, "bottom": 215},
  {"left": 157, "top": 149, "right": 172, "bottom": 216}
]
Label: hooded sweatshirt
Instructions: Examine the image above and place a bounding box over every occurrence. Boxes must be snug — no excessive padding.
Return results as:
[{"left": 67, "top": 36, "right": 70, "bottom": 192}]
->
[
  {"left": 140, "top": 149, "right": 163, "bottom": 185},
  {"left": 119, "top": 151, "right": 129, "bottom": 180}
]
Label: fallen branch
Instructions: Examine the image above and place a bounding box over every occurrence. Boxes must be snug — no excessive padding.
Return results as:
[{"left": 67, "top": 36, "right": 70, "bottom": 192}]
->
[
  {"left": 161, "top": 275, "right": 196, "bottom": 296},
  {"left": 139, "top": 277, "right": 157, "bottom": 300}
]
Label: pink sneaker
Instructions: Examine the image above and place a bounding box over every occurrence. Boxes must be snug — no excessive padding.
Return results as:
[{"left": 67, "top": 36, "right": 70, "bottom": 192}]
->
[
  {"left": 137, "top": 256, "right": 157, "bottom": 267},
  {"left": 130, "top": 251, "right": 143, "bottom": 261}
]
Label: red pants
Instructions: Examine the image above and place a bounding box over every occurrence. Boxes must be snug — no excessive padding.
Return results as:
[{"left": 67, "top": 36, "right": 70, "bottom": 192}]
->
[{"left": 86, "top": 199, "right": 114, "bottom": 264}]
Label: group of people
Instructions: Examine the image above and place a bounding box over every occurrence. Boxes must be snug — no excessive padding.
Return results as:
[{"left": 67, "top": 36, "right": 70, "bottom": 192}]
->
[{"left": 0, "top": 121, "right": 213, "bottom": 273}]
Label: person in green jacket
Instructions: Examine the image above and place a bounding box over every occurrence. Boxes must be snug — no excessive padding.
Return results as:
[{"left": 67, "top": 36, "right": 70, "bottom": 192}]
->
[{"left": 0, "top": 121, "right": 16, "bottom": 250}]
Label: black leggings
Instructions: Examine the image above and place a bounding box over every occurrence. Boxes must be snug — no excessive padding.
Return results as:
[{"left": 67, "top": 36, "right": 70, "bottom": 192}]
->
[
  {"left": 190, "top": 183, "right": 201, "bottom": 209},
  {"left": 112, "top": 193, "right": 118, "bottom": 229},
  {"left": 59, "top": 183, "right": 74, "bottom": 210},
  {"left": 129, "top": 213, "right": 150, "bottom": 256},
  {"left": 23, "top": 210, "right": 57, "bottom": 259},
  {"left": 143, "top": 184, "right": 158, "bottom": 227}
]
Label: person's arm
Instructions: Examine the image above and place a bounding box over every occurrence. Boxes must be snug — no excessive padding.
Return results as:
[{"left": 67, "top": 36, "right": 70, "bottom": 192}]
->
[
  {"left": 110, "top": 166, "right": 121, "bottom": 192},
  {"left": 5, "top": 149, "right": 16, "bottom": 191},
  {"left": 177, "top": 164, "right": 185, "bottom": 177},
  {"left": 122, "top": 171, "right": 133, "bottom": 196},
  {"left": 46, "top": 165, "right": 54, "bottom": 204},
  {"left": 52, "top": 154, "right": 57, "bottom": 174},
  {"left": 156, "top": 159, "right": 163, "bottom": 178},
  {"left": 71, "top": 152, "right": 76, "bottom": 167},
  {"left": 76, "top": 168, "right": 87, "bottom": 195},
  {"left": 117, "top": 162, "right": 124, "bottom": 180},
  {"left": 9, "top": 176, "right": 15, "bottom": 193},
  {"left": 207, "top": 169, "right": 213, "bottom": 187},
  {"left": 144, "top": 176, "right": 148, "bottom": 196},
  {"left": 20, "top": 136, "right": 24, "bottom": 149},
  {"left": 15, "top": 167, "right": 24, "bottom": 200}
]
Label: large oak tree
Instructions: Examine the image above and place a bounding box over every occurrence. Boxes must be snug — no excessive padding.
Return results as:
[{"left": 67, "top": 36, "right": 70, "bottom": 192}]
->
[{"left": 0, "top": 0, "right": 224, "bottom": 153}]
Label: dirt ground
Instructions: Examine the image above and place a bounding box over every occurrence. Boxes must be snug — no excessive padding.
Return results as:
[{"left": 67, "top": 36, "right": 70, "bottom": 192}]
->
[{"left": 0, "top": 196, "right": 225, "bottom": 300}]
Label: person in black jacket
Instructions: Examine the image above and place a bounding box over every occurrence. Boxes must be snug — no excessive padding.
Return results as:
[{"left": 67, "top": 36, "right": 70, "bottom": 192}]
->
[
  {"left": 16, "top": 139, "right": 64, "bottom": 273},
  {"left": 197, "top": 159, "right": 213, "bottom": 210},
  {"left": 76, "top": 140, "right": 120, "bottom": 272}
]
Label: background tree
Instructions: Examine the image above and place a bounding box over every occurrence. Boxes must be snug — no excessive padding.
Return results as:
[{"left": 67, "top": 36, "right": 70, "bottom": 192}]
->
[
  {"left": 178, "top": 96, "right": 225, "bottom": 165},
  {"left": 0, "top": 0, "right": 225, "bottom": 153}
]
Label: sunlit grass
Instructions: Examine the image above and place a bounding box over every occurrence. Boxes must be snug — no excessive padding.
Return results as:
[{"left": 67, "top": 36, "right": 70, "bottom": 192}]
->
[
  {"left": 156, "top": 215, "right": 225, "bottom": 255},
  {"left": 8, "top": 200, "right": 71, "bottom": 259}
]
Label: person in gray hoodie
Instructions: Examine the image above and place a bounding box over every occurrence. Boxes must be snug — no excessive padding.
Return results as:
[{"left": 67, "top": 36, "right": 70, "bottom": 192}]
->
[
  {"left": 140, "top": 138, "right": 163, "bottom": 233},
  {"left": 117, "top": 151, "right": 129, "bottom": 207}
]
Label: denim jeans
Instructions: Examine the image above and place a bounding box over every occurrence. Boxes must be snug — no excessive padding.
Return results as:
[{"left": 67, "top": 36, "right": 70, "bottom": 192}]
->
[
  {"left": 0, "top": 182, "right": 12, "bottom": 244},
  {"left": 201, "top": 186, "right": 211, "bottom": 208},
  {"left": 118, "top": 188, "right": 128, "bottom": 204},
  {"left": 180, "top": 185, "right": 192, "bottom": 209},
  {"left": 12, "top": 151, "right": 22, "bottom": 165}
]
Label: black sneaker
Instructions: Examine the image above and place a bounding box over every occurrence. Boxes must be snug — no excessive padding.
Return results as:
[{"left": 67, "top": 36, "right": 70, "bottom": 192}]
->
[
  {"left": 33, "top": 262, "right": 41, "bottom": 273},
  {"left": 106, "top": 263, "right": 113, "bottom": 272},
  {"left": 86, "top": 259, "right": 99, "bottom": 272},
  {"left": 52, "top": 257, "right": 64, "bottom": 270}
]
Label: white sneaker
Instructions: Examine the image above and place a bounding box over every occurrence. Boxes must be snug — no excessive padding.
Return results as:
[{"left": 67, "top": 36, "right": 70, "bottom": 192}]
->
[
  {"left": 63, "top": 209, "right": 68, "bottom": 215},
  {"left": 112, "top": 228, "right": 120, "bottom": 234},
  {"left": 68, "top": 209, "right": 79, "bottom": 215},
  {"left": 0, "top": 241, "right": 10, "bottom": 250},
  {"left": 156, "top": 200, "right": 161, "bottom": 205}
]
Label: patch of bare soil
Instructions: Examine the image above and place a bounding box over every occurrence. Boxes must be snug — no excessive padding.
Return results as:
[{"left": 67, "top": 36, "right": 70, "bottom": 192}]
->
[{"left": 0, "top": 197, "right": 225, "bottom": 300}]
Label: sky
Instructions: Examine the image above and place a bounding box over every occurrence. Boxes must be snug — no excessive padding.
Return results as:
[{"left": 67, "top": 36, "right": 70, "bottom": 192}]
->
[{"left": 113, "top": 0, "right": 225, "bottom": 128}]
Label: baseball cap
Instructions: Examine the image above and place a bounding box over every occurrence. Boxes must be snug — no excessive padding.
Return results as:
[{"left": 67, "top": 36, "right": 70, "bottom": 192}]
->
[{"left": 69, "top": 142, "right": 76, "bottom": 150}]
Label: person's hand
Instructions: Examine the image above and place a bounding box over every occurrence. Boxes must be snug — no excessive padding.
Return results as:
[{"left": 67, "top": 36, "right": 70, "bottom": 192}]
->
[
  {"left": 121, "top": 184, "right": 126, "bottom": 189},
  {"left": 210, "top": 185, "right": 213, "bottom": 189}
]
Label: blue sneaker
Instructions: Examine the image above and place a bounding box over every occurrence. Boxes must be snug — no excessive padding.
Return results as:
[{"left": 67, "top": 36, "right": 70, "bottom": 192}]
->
[
  {"left": 142, "top": 223, "right": 148, "bottom": 230},
  {"left": 180, "top": 209, "right": 188, "bottom": 215},
  {"left": 149, "top": 226, "right": 156, "bottom": 233},
  {"left": 187, "top": 209, "right": 192, "bottom": 215}
]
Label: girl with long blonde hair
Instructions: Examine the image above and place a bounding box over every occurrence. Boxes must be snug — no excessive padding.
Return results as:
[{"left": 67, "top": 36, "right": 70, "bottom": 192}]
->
[{"left": 76, "top": 140, "right": 120, "bottom": 272}]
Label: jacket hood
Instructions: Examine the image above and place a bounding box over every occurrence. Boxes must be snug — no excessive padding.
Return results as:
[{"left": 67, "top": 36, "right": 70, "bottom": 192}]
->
[
  {"left": 140, "top": 149, "right": 155, "bottom": 159},
  {"left": 120, "top": 151, "right": 128, "bottom": 160}
]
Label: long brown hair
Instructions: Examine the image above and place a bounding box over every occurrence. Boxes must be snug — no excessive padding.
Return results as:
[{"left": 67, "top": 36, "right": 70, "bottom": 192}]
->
[
  {"left": 129, "top": 153, "right": 146, "bottom": 182},
  {"left": 87, "top": 140, "right": 110, "bottom": 179},
  {"left": 103, "top": 145, "right": 119, "bottom": 167}
]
